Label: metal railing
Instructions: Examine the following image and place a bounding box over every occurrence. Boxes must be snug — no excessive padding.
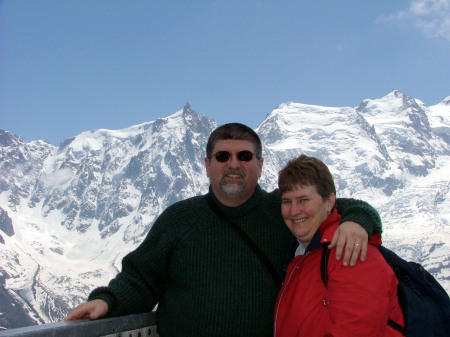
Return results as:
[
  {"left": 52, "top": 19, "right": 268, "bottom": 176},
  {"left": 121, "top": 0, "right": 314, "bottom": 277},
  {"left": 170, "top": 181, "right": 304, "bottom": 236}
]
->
[{"left": 0, "top": 312, "right": 158, "bottom": 337}]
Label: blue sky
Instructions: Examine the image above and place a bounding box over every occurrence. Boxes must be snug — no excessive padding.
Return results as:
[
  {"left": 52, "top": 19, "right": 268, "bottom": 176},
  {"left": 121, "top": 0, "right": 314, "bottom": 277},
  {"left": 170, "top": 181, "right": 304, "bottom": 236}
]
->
[{"left": 1, "top": 0, "right": 449, "bottom": 145}]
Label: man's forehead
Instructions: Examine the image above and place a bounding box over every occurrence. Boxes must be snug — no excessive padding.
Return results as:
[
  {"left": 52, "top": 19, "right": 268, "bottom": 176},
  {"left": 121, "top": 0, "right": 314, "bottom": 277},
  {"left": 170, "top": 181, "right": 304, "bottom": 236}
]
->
[{"left": 213, "top": 139, "right": 255, "bottom": 150}]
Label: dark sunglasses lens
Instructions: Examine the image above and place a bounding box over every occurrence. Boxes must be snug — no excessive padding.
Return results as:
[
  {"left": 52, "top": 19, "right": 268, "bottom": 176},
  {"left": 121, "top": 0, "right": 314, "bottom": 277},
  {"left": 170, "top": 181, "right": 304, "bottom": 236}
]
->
[
  {"left": 214, "top": 151, "right": 232, "bottom": 162},
  {"left": 237, "top": 151, "right": 254, "bottom": 161}
]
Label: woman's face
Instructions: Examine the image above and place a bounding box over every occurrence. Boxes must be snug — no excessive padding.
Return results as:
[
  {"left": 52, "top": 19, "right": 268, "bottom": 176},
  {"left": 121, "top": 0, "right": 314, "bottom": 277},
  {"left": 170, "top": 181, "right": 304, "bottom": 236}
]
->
[{"left": 281, "top": 184, "right": 335, "bottom": 247}]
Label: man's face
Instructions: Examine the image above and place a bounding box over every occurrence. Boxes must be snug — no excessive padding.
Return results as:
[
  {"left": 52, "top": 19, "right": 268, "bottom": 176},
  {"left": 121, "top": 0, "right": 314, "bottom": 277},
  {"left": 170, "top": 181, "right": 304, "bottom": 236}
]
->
[{"left": 205, "top": 139, "right": 263, "bottom": 207}]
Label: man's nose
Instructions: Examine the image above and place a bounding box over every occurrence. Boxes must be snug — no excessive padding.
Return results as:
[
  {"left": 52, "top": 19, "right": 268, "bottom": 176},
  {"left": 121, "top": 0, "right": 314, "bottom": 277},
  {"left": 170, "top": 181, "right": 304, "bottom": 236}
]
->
[{"left": 227, "top": 154, "right": 241, "bottom": 167}]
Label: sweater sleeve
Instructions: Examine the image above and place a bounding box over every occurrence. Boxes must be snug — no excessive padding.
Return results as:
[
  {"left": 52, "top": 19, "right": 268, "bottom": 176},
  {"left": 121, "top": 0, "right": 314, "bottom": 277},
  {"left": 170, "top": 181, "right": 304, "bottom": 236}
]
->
[
  {"left": 335, "top": 198, "right": 382, "bottom": 238},
  {"left": 88, "top": 201, "right": 191, "bottom": 317}
]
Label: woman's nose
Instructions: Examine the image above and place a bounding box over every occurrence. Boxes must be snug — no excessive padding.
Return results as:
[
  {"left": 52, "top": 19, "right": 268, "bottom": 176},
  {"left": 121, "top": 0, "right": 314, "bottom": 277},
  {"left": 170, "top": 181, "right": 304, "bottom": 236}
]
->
[{"left": 290, "top": 203, "right": 302, "bottom": 216}]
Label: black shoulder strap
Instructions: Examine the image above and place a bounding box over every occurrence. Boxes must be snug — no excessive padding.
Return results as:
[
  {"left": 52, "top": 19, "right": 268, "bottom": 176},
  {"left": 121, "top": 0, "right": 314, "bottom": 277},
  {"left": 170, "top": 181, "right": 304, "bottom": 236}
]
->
[
  {"left": 321, "top": 242, "right": 331, "bottom": 288},
  {"left": 204, "top": 194, "right": 282, "bottom": 289}
]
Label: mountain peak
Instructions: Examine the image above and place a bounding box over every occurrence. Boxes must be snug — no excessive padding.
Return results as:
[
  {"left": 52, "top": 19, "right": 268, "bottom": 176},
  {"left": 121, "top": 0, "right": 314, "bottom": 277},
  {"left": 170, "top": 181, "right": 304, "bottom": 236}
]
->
[
  {"left": 183, "top": 102, "right": 192, "bottom": 113},
  {"left": 0, "top": 129, "right": 23, "bottom": 147},
  {"left": 441, "top": 96, "right": 450, "bottom": 106},
  {"left": 390, "top": 89, "right": 404, "bottom": 98}
]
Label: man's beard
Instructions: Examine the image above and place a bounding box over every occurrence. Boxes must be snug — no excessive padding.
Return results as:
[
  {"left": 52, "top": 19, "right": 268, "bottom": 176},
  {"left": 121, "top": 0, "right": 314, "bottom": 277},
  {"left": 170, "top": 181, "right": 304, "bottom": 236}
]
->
[{"left": 220, "top": 169, "right": 246, "bottom": 195}]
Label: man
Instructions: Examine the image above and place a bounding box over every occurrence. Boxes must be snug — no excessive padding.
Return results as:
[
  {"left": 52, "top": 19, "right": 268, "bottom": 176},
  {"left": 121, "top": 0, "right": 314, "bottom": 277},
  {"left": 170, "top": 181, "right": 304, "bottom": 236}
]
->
[{"left": 66, "top": 123, "right": 381, "bottom": 337}]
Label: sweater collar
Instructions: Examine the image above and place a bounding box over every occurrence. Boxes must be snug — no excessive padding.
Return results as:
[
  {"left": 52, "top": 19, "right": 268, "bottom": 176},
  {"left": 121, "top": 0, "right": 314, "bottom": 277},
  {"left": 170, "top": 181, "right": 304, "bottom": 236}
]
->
[{"left": 208, "top": 184, "right": 263, "bottom": 219}]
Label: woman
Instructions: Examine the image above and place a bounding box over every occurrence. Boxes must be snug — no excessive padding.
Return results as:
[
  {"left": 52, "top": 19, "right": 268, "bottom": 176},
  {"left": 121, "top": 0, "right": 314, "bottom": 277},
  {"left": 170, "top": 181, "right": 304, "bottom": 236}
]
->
[{"left": 274, "top": 154, "right": 404, "bottom": 337}]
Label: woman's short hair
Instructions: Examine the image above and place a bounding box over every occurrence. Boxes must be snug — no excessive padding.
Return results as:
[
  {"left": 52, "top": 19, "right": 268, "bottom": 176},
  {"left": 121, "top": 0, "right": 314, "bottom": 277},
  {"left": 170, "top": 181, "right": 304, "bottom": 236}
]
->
[
  {"left": 278, "top": 154, "right": 336, "bottom": 200},
  {"left": 206, "top": 123, "right": 262, "bottom": 159}
]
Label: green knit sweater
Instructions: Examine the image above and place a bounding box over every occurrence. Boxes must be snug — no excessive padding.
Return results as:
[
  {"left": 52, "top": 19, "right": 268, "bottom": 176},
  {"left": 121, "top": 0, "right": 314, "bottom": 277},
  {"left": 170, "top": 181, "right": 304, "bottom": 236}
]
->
[{"left": 89, "top": 185, "right": 382, "bottom": 337}]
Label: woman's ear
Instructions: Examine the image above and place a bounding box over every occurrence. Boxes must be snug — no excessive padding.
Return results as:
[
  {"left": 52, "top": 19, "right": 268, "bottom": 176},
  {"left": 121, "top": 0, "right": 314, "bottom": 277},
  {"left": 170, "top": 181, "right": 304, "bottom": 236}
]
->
[{"left": 327, "top": 193, "right": 336, "bottom": 213}]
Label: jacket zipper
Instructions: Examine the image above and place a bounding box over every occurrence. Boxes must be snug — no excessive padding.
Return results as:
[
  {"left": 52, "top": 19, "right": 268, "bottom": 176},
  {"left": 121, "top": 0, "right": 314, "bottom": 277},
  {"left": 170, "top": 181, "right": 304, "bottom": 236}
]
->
[{"left": 273, "top": 253, "right": 307, "bottom": 337}]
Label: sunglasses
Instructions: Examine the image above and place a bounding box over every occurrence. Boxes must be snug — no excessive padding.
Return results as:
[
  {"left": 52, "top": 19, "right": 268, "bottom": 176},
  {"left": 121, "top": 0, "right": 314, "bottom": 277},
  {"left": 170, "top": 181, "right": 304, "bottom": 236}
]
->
[{"left": 211, "top": 150, "right": 258, "bottom": 163}]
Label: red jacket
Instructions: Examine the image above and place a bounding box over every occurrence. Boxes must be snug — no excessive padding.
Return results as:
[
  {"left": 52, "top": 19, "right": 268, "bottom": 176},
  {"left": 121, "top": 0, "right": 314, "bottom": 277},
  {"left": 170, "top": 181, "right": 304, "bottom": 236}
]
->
[{"left": 274, "top": 210, "right": 404, "bottom": 337}]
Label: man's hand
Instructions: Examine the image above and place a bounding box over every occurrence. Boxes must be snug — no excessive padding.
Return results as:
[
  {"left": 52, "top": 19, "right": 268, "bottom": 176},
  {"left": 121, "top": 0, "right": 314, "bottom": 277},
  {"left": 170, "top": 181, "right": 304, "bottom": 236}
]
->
[
  {"left": 328, "top": 221, "right": 368, "bottom": 266},
  {"left": 65, "top": 299, "right": 108, "bottom": 321}
]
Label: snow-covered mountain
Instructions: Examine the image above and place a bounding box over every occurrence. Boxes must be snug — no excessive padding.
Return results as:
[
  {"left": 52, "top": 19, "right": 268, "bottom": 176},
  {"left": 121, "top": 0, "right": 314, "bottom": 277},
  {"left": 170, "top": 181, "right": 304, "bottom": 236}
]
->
[{"left": 1, "top": 91, "right": 449, "bottom": 329}]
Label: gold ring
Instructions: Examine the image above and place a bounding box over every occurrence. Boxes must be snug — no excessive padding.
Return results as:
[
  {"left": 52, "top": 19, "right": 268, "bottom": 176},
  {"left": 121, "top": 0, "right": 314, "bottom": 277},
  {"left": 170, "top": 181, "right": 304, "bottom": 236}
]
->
[{"left": 354, "top": 243, "right": 360, "bottom": 247}]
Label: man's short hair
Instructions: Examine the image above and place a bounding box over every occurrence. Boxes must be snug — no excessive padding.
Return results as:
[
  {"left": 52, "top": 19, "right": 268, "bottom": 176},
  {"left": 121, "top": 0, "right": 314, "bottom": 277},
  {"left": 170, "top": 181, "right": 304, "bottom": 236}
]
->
[{"left": 206, "top": 123, "right": 262, "bottom": 159}]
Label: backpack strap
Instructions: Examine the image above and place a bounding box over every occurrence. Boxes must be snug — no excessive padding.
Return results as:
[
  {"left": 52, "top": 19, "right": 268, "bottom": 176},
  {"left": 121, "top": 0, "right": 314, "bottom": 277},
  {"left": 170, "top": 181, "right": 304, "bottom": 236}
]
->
[
  {"left": 387, "top": 318, "right": 406, "bottom": 335},
  {"left": 320, "top": 242, "right": 331, "bottom": 288},
  {"left": 204, "top": 194, "right": 282, "bottom": 289}
]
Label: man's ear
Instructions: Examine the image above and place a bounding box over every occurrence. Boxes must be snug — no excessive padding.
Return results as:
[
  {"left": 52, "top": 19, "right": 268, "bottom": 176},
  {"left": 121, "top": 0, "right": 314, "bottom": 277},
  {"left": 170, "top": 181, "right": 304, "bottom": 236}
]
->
[
  {"left": 257, "top": 157, "right": 264, "bottom": 177},
  {"left": 204, "top": 157, "right": 210, "bottom": 177}
]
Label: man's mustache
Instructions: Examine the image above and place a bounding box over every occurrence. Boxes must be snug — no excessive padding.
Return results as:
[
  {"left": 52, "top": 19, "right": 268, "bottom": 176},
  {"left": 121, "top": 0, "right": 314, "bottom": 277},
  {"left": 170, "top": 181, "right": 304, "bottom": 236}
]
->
[{"left": 223, "top": 169, "right": 245, "bottom": 178}]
